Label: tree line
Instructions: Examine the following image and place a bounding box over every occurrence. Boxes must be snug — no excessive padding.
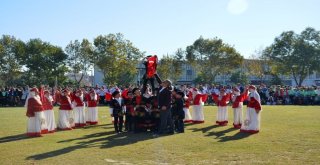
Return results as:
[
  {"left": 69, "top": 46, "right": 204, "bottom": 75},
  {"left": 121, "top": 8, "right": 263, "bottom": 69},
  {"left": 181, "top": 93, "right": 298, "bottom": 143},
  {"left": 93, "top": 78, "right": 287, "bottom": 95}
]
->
[{"left": 1, "top": 27, "right": 319, "bottom": 87}]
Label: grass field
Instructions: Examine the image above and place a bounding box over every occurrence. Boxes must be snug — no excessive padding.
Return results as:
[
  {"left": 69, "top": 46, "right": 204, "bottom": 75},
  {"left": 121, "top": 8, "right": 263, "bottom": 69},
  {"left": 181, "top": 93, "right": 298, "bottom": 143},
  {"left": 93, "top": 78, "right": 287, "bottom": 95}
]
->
[{"left": 0, "top": 106, "right": 319, "bottom": 165}]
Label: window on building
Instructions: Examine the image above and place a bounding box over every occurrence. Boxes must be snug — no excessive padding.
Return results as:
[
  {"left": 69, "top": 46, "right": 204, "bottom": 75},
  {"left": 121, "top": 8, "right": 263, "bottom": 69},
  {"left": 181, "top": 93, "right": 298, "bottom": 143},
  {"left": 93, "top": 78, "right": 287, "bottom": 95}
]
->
[
  {"left": 185, "top": 69, "right": 193, "bottom": 81},
  {"left": 187, "top": 70, "right": 192, "bottom": 76}
]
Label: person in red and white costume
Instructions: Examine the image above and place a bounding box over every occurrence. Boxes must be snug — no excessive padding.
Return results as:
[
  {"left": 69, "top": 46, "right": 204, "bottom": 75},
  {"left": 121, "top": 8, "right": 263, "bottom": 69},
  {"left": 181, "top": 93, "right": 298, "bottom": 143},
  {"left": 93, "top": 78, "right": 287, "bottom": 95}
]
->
[
  {"left": 72, "top": 90, "right": 86, "bottom": 128},
  {"left": 240, "top": 85, "right": 262, "bottom": 133},
  {"left": 183, "top": 95, "right": 193, "bottom": 123},
  {"left": 231, "top": 87, "right": 248, "bottom": 129},
  {"left": 57, "top": 89, "right": 74, "bottom": 130},
  {"left": 189, "top": 88, "right": 205, "bottom": 124},
  {"left": 212, "top": 88, "right": 231, "bottom": 126},
  {"left": 42, "top": 90, "right": 56, "bottom": 133},
  {"left": 86, "top": 89, "right": 99, "bottom": 125},
  {"left": 25, "top": 87, "right": 48, "bottom": 137}
]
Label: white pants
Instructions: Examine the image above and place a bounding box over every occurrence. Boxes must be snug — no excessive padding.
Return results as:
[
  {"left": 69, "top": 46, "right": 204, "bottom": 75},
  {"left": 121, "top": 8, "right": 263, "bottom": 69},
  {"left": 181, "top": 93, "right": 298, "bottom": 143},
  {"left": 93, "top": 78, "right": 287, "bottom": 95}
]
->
[
  {"left": 27, "top": 112, "right": 48, "bottom": 136},
  {"left": 44, "top": 110, "right": 56, "bottom": 132},
  {"left": 191, "top": 105, "right": 204, "bottom": 123},
  {"left": 74, "top": 106, "right": 86, "bottom": 127},
  {"left": 240, "top": 108, "right": 261, "bottom": 133},
  {"left": 216, "top": 106, "right": 228, "bottom": 125},
  {"left": 233, "top": 107, "right": 243, "bottom": 127},
  {"left": 183, "top": 107, "right": 192, "bottom": 122},
  {"left": 58, "top": 110, "right": 74, "bottom": 130},
  {"left": 86, "top": 107, "right": 98, "bottom": 125}
]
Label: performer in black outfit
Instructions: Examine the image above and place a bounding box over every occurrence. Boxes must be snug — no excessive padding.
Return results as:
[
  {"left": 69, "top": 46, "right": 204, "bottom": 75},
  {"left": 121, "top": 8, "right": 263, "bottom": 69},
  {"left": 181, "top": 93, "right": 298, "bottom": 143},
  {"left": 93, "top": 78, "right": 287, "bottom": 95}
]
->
[
  {"left": 131, "top": 88, "right": 148, "bottom": 132},
  {"left": 150, "top": 88, "right": 160, "bottom": 133},
  {"left": 109, "top": 91, "right": 125, "bottom": 134},
  {"left": 157, "top": 79, "right": 174, "bottom": 135},
  {"left": 172, "top": 91, "right": 185, "bottom": 133},
  {"left": 124, "top": 91, "right": 134, "bottom": 132}
]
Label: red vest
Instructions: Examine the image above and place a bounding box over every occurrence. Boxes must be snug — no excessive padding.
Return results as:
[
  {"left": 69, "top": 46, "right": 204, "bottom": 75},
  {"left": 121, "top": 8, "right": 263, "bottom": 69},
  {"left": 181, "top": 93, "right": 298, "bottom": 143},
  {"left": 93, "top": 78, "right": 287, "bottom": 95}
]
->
[
  {"left": 59, "top": 95, "right": 72, "bottom": 110},
  {"left": 86, "top": 94, "right": 98, "bottom": 107},
  {"left": 121, "top": 89, "right": 129, "bottom": 99},
  {"left": 146, "top": 56, "right": 157, "bottom": 78},
  {"left": 42, "top": 97, "right": 53, "bottom": 110},
  {"left": 184, "top": 99, "right": 190, "bottom": 108},
  {"left": 73, "top": 96, "right": 84, "bottom": 107},
  {"left": 193, "top": 94, "right": 202, "bottom": 105},
  {"left": 248, "top": 97, "right": 261, "bottom": 111},
  {"left": 125, "top": 98, "right": 135, "bottom": 113},
  {"left": 201, "top": 94, "right": 208, "bottom": 102},
  {"left": 232, "top": 95, "right": 246, "bottom": 108},
  {"left": 105, "top": 92, "right": 112, "bottom": 101},
  {"left": 26, "top": 98, "right": 43, "bottom": 117},
  {"left": 212, "top": 93, "right": 231, "bottom": 106},
  {"left": 135, "top": 96, "right": 142, "bottom": 105},
  {"left": 232, "top": 90, "right": 248, "bottom": 108}
]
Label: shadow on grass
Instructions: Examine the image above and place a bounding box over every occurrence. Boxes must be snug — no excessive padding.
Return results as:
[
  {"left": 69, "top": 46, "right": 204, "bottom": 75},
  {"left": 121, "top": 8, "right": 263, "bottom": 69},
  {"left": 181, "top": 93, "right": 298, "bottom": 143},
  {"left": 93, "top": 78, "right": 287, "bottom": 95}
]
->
[
  {"left": 82, "top": 123, "right": 113, "bottom": 129},
  {"left": 200, "top": 126, "right": 253, "bottom": 142},
  {"left": 205, "top": 127, "right": 237, "bottom": 138},
  {"left": 217, "top": 131, "right": 253, "bottom": 142},
  {"left": 189, "top": 125, "right": 220, "bottom": 133},
  {"left": 26, "top": 131, "right": 154, "bottom": 160},
  {"left": 0, "top": 134, "right": 30, "bottom": 143}
]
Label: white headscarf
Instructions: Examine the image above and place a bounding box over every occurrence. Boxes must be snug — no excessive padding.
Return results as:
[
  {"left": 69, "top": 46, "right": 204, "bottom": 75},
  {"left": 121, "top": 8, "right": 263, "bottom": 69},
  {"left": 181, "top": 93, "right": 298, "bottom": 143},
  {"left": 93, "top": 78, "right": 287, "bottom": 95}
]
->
[
  {"left": 24, "top": 91, "right": 42, "bottom": 107},
  {"left": 249, "top": 90, "right": 261, "bottom": 103}
]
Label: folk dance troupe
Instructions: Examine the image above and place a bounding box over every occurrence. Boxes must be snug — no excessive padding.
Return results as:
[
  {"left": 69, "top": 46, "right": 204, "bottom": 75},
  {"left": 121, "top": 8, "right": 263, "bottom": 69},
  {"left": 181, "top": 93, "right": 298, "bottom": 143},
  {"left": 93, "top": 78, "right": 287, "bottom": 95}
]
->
[{"left": 25, "top": 55, "right": 262, "bottom": 137}]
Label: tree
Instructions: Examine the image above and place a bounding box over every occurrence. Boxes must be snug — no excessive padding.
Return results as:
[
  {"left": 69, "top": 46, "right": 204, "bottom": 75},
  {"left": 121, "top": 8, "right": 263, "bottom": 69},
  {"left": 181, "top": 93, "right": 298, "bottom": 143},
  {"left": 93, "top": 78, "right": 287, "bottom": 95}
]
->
[
  {"left": 171, "top": 48, "right": 184, "bottom": 83},
  {"left": 270, "top": 74, "right": 283, "bottom": 85},
  {"left": 230, "top": 71, "right": 249, "bottom": 85},
  {"left": 157, "top": 55, "right": 173, "bottom": 80},
  {"left": 0, "top": 35, "right": 25, "bottom": 86},
  {"left": 245, "top": 50, "right": 271, "bottom": 83},
  {"left": 65, "top": 39, "right": 94, "bottom": 86},
  {"left": 157, "top": 49, "right": 184, "bottom": 84},
  {"left": 186, "top": 36, "right": 244, "bottom": 84},
  {"left": 263, "top": 27, "right": 320, "bottom": 86},
  {"left": 93, "top": 33, "right": 143, "bottom": 85},
  {"left": 21, "top": 39, "right": 68, "bottom": 86}
]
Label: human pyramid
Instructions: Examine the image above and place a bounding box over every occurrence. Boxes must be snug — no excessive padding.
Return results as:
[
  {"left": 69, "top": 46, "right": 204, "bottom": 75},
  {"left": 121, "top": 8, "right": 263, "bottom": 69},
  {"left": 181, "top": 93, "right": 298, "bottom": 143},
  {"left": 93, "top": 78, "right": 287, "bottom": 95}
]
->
[{"left": 25, "top": 55, "right": 262, "bottom": 137}]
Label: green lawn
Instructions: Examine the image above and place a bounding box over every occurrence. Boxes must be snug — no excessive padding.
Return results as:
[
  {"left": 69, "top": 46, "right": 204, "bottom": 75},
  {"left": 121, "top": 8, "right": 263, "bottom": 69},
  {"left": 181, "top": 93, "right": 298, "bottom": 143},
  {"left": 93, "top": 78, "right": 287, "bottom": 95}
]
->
[{"left": 0, "top": 106, "right": 319, "bottom": 165}]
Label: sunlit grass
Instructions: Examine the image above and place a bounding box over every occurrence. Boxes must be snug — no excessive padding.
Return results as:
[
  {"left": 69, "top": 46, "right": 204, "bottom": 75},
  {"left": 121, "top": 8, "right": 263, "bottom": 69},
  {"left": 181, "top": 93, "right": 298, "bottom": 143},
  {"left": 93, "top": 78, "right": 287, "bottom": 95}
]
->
[{"left": 0, "top": 106, "right": 319, "bottom": 164}]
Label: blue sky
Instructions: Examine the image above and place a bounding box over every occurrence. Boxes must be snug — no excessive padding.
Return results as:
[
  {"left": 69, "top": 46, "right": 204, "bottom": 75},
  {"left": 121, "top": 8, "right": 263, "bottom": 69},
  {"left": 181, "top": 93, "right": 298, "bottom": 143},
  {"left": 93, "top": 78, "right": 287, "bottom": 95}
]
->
[{"left": 1, "top": 0, "right": 319, "bottom": 58}]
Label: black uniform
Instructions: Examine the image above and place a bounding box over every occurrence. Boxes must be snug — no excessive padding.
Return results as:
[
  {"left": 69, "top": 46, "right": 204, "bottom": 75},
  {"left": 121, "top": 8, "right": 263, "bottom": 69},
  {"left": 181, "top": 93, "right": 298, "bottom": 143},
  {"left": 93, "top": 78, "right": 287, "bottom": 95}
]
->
[
  {"left": 132, "top": 96, "right": 148, "bottom": 132},
  {"left": 124, "top": 98, "right": 134, "bottom": 132},
  {"left": 150, "top": 95, "right": 160, "bottom": 133},
  {"left": 110, "top": 98, "right": 125, "bottom": 133},
  {"left": 158, "top": 87, "right": 173, "bottom": 134},
  {"left": 172, "top": 97, "right": 185, "bottom": 133}
]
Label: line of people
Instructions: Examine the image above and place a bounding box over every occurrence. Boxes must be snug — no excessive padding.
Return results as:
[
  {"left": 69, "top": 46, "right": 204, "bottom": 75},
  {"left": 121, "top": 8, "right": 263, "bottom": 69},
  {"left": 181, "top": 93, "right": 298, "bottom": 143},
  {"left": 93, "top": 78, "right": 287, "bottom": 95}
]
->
[{"left": 26, "top": 87, "right": 99, "bottom": 137}]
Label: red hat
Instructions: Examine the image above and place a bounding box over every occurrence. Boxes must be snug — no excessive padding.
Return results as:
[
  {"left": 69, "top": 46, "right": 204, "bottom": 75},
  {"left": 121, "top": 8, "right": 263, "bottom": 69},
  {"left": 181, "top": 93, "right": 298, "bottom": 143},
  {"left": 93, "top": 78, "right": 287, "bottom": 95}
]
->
[
  {"left": 233, "top": 87, "right": 240, "bottom": 92},
  {"left": 30, "top": 87, "right": 39, "bottom": 93},
  {"left": 249, "top": 85, "right": 256, "bottom": 90}
]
